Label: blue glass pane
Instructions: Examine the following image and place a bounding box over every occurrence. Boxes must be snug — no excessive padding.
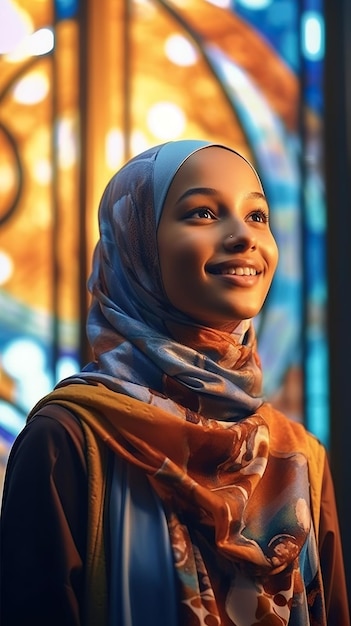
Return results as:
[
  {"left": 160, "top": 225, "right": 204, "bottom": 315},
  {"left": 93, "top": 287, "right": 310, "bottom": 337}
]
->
[{"left": 55, "top": 0, "right": 78, "bottom": 20}]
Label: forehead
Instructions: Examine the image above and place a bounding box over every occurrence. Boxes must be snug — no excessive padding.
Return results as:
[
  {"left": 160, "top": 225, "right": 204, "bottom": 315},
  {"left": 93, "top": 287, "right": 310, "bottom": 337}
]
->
[{"left": 163, "top": 146, "right": 263, "bottom": 207}]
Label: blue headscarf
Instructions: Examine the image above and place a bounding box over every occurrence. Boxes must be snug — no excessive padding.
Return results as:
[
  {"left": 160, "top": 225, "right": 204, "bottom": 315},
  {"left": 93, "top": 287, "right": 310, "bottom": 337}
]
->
[{"left": 63, "top": 140, "right": 264, "bottom": 420}]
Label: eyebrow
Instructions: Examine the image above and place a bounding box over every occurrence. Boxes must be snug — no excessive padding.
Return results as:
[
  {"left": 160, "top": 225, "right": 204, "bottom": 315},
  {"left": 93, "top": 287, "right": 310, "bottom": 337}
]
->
[
  {"left": 175, "top": 187, "right": 267, "bottom": 204},
  {"left": 175, "top": 187, "right": 218, "bottom": 204},
  {"left": 245, "top": 191, "right": 267, "bottom": 202}
]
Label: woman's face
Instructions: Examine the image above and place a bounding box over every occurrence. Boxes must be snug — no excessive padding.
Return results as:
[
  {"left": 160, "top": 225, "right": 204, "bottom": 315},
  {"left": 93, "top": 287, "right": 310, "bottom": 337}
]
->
[{"left": 157, "top": 146, "right": 279, "bottom": 330}]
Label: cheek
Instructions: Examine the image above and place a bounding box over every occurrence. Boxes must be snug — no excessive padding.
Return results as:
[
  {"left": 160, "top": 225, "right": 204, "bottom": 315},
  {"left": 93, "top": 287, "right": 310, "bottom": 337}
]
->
[
  {"left": 160, "top": 243, "right": 195, "bottom": 290},
  {"left": 265, "top": 236, "right": 279, "bottom": 274},
  {"left": 158, "top": 238, "right": 205, "bottom": 307},
  {"left": 160, "top": 234, "right": 204, "bottom": 275},
  {"left": 158, "top": 241, "right": 182, "bottom": 295},
  {"left": 271, "top": 241, "right": 279, "bottom": 273}
]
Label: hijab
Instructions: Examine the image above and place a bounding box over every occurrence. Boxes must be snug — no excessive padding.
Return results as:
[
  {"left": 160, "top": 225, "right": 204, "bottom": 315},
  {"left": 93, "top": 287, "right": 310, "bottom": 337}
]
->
[{"left": 66, "top": 140, "right": 264, "bottom": 420}]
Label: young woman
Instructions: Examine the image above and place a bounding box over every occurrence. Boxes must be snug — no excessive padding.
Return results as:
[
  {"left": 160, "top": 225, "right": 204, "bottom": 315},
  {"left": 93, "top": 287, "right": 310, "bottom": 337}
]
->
[{"left": 1, "top": 140, "right": 349, "bottom": 626}]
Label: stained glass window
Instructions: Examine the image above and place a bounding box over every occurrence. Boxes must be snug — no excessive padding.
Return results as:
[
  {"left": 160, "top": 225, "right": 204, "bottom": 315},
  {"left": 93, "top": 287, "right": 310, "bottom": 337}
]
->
[{"left": 0, "top": 0, "right": 328, "bottom": 495}]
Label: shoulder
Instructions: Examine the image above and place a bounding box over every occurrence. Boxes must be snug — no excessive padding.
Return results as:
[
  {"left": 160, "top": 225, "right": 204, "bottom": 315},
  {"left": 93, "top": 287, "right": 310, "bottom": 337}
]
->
[
  {"left": 29, "top": 403, "right": 86, "bottom": 451},
  {"left": 257, "top": 402, "right": 325, "bottom": 458},
  {"left": 5, "top": 403, "right": 87, "bottom": 479}
]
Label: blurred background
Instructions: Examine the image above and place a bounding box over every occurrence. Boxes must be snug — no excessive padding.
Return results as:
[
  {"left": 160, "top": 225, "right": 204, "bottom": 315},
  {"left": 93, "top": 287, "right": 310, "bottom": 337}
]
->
[{"left": 0, "top": 0, "right": 350, "bottom": 598}]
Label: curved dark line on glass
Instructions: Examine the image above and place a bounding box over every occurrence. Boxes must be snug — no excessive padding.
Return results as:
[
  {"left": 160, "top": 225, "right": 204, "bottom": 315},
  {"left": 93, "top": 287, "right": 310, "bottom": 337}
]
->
[
  {"left": 0, "top": 54, "right": 50, "bottom": 101},
  {"left": 0, "top": 122, "right": 23, "bottom": 226}
]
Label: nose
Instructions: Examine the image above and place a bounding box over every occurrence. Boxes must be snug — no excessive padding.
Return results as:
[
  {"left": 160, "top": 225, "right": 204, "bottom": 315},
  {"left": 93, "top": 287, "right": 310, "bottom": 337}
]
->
[{"left": 222, "top": 223, "right": 256, "bottom": 252}]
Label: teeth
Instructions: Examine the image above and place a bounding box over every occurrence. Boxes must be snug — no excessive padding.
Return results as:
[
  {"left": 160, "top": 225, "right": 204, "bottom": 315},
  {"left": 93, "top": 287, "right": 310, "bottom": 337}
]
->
[{"left": 222, "top": 267, "right": 257, "bottom": 276}]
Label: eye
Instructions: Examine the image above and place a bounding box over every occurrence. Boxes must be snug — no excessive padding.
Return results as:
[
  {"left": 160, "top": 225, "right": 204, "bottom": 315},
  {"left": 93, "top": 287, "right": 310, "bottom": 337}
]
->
[
  {"left": 188, "top": 207, "right": 217, "bottom": 220},
  {"left": 248, "top": 209, "right": 269, "bottom": 224}
]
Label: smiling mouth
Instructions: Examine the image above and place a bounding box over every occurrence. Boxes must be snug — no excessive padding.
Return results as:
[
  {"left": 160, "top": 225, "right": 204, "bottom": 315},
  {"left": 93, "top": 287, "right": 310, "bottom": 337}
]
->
[{"left": 209, "top": 266, "right": 259, "bottom": 276}]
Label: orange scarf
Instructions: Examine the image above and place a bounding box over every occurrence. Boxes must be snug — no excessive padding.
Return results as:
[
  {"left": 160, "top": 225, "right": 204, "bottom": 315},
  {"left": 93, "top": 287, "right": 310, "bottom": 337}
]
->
[{"left": 28, "top": 382, "right": 326, "bottom": 626}]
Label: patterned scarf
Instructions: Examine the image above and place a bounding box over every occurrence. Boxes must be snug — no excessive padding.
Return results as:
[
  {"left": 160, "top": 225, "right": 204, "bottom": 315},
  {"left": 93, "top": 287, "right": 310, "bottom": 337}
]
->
[
  {"left": 46, "top": 140, "right": 325, "bottom": 624},
  {"left": 28, "top": 385, "right": 325, "bottom": 626}
]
